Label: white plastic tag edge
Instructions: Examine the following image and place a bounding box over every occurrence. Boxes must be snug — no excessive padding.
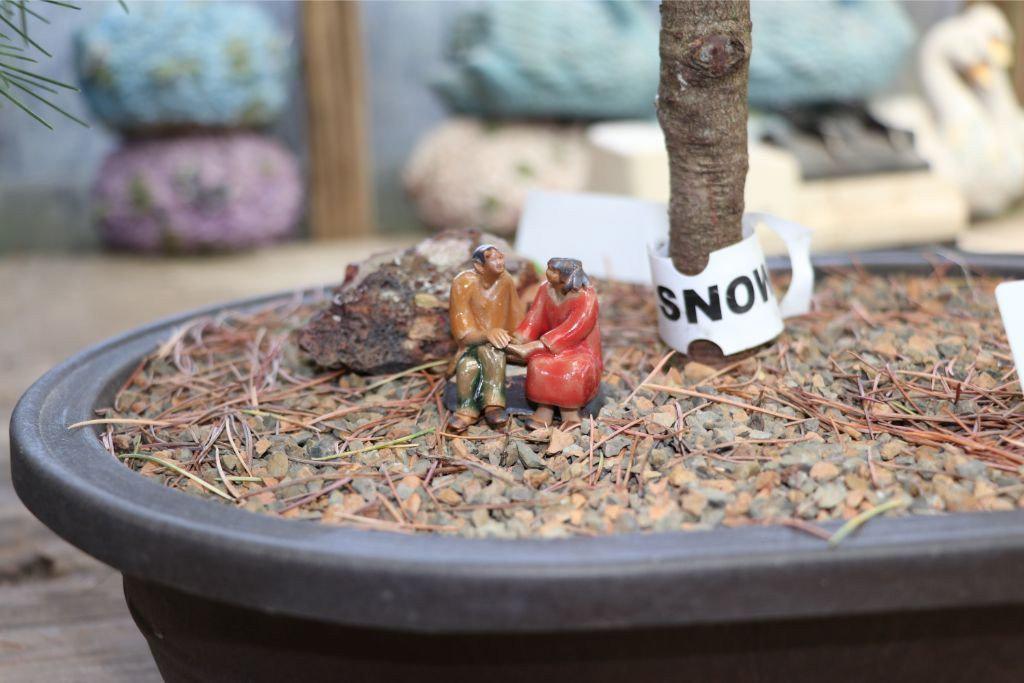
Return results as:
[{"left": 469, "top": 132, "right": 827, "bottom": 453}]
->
[
  {"left": 996, "top": 280, "right": 1024, "bottom": 391},
  {"left": 744, "top": 213, "right": 815, "bottom": 318}
]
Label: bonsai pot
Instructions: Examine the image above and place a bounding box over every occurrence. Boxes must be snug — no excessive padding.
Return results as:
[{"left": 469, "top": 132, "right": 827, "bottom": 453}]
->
[{"left": 11, "top": 250, "right": 1024, "bottom": 682}]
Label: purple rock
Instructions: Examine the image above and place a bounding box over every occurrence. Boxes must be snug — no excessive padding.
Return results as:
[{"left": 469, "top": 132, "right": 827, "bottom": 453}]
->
[{"left": 94, "top": 133, "right": 302, "bottom": 252}]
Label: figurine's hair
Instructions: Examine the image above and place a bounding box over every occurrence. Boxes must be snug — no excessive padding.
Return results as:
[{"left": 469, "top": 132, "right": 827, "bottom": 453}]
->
[
  {"left": 472, "top": 244, "right": 497, "bottom": 264},
  {"left": 548, "top": 258, "right": 589, "bottom": 292}
]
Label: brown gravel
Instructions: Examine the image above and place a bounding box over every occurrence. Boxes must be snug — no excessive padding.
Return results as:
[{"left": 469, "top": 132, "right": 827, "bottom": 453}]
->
[{"left": 82, "top": 267, "right": 1024, "bottom": 539}]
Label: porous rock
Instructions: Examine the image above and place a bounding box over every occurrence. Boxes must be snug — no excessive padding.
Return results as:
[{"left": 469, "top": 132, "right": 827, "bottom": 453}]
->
[
  {"left": 298, "top": 230, "right": 538, "bottom": 374},
  {"left": 403, "top": 119, "right": 589, "bottom": 235}
]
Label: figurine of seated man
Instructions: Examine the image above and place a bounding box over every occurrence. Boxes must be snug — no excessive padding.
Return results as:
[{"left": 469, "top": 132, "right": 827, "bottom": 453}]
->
[{"left": 446, "top": 244, "right": 524, "bottom": 433}]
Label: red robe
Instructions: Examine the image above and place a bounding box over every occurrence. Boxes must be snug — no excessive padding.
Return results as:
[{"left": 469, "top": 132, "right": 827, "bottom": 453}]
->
[{"left": 515, "top": 283, "right": 603, "bottom": 409}]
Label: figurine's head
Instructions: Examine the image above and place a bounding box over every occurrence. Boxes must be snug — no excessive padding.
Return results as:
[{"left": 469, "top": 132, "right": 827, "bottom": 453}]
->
[
  {"left": 547, "top": 258, "right": 589, "bottom": 293},
  {"left": 472, "top": 244, "right": 505, "bottom": 278}
]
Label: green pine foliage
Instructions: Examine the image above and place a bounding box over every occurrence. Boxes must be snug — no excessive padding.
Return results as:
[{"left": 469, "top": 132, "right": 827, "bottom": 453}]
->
[{"left": 0, "top": 0, "right": 119, "bottom": 128}]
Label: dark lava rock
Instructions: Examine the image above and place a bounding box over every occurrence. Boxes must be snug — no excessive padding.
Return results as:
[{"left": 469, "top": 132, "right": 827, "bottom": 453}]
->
[{"left": 298, "top": 230, "right": 538, "bottom": 374}]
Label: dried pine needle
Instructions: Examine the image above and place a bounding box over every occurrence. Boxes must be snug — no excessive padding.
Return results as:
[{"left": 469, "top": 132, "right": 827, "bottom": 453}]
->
[
  {"left": 118, "top": 453, "right": 233, "bottom": 501},
  {"left": 88, "top": 273, "right": 1024, "bottom": 537},
  {"left": 828, "top": 497, "right": 911, "bottom": 547}
]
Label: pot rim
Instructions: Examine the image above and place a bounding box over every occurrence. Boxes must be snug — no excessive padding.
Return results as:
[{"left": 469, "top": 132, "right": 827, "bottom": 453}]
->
[{"left": 12, "top": 249, "right": 1024, "bottom": 633}]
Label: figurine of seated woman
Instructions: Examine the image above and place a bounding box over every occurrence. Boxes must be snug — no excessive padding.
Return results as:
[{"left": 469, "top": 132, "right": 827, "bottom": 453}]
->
[{"left": 507, "top": 258, "right": 603, "bottom": 430}]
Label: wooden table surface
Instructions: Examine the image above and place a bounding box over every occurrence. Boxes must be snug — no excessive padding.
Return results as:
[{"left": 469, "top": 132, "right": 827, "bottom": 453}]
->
[{"left": 0, "top": 238, "right": 412, "bottom": 681}]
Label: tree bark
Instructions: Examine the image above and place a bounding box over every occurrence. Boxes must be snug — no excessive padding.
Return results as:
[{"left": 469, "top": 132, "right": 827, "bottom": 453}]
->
[
  {"left": 657, "top": 0, "right": 753, "bottom": 364},
  {"left": 658, "top": 1, "right": 750, "bottom": 274}
]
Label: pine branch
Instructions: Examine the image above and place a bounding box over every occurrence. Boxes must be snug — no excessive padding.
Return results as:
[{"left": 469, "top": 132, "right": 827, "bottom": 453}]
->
[
  {"left": 0, "top": 75, "right": 53, "bottom": 128},
  {"left": 5, "top": 72, "right": 86, "bottom": 124},
  {"left": 0, "top": 50, "right": 37, "bottom": 61},
  {"left": 1, "top": 59, "right": 77, "bottom": 89},
  {"left": 0, "top": 10, "right": 52, "bottom": 58},
  {"left": 0, "top": 0, "right": 89, "bottom": 128},
  {"left": 3, "top": 68, "right": 62, "bottom": 94},
  {"left": 19, "top": 2, "right": 52, "bottom": 25},
  {"left": 39, "top": 0, "right": 82, "bottom": 10}
]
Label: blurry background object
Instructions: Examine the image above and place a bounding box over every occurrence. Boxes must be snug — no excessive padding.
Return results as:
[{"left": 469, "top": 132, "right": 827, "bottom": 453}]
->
[
  {"left": 748, "top": 0, "right": 916, "bottom": 109},
  {"left": 744, "top": 0, "right": 971, "bottom": 253},
  {"left": 432, "top": 0, "right": 659, "bottom": 120},
  {"left": 4, "top": 0, "right": 1019, "bottom": 253},
  {"left": 587, "top": 121, "right": 802, "bottom": 218},
  {"left": 302, "top": 1, "right": 373, "bottom": 239},
  {"left": 872, "top": 3, "right": 1024, "bottom": 220},
  {"left": 94, "top": 133, "right": 302, "bottom": 252},
  {"left": 76, "top": 2, "right": 290, "bottom": 131},
  {"left": 404, "top": 119, "right": 588, "bottom": 236},
  {"left": 587, "top": 119, "right": 967, "bottom": 255},
  {"left": 404, "top": 0, "right": 979, "bottom": 254},
  {"left": 402, "top": 1, "right": 654, "bottom": 235},
  {"left": 76, "top": 1, "right": 303, "bottom": 252},
  {"left": 584, "top": 0, "right": 978, "bottom": 255},
  {"left": 0, "top": 0, "right": 86, "bottom": 130},
  {"left": 754, "top": 106, "right": 926, "bottom": 180}
]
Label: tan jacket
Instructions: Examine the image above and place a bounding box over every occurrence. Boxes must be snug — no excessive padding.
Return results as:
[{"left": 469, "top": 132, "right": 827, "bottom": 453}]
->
[{"left": 448, "top": 270, "right": 523, "bottom": 369}]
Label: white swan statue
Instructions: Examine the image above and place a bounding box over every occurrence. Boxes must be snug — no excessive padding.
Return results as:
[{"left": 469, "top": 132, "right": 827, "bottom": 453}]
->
[{"left": 871, "top": 4, "right": 1024, "bottom": 218}]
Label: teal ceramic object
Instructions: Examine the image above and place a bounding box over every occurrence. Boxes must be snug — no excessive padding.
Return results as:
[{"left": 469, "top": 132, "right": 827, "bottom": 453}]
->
[
  {"left": 434, "top": 0, "right": 915, "bottom": 119},
  {"left": 749, "top": 1, "right": 916, "bottom": 109},
  {"left": 433, "top": 1, "right": 660, "bottom": 120},
  {"left": 75, "top": 2, "right": 290, "bottom": 131}
]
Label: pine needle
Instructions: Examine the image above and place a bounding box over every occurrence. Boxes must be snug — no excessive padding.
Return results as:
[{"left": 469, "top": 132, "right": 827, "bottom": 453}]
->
[
  {"left": 0, "top": 11, "right": 50, "bottom": 57},
  {"left": 0, "top": 0, "right": 92, "bottom": 127},
  {"left": 39, "top": 1, "right": 82, "bottom": 10},
  {"left": 828, "top": 497, "right": 910, "bottom": 547},
  {"left": 69, "top": 417, "right": 175, "bottom": 429},
  {"left": 118, "top": 453, "right": 233, "bottom": 501},
  {"left": 313, "top": 429, "right": 435, "bottom": 462},
  {"left": 5, "top": 76, "right": 87, "bottom": 125},
  {"left": 354, "top": 359, "right": 448, "bottom": 396},
  {"left": 0, "top": 83, "right": 51, "bottom": 128}
]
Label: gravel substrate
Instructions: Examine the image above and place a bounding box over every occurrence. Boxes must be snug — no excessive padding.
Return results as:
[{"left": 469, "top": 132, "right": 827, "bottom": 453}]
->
[{"left": 86, "top": 268, "right": 1024, "bottom": 539}]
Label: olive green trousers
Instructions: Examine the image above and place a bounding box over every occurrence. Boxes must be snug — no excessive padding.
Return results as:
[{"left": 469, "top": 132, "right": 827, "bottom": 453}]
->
[{"left": 453, "top": 343, "right": 507, "bottom": 417}]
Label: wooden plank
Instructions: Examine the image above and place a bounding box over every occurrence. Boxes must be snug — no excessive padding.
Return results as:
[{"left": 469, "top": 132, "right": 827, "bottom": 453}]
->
[
  {"left": 303, "top": 1, "right": 374, "bottom": 239},
  {"left": 0, "top": 617, "right": 160, "bottom": 682},
  {"left": 0, "top": 512, "right": 159, "bottom": 680},
  {"left": 0, "top": 570, "right": 158, "bottom": 682},
  {"left": 0, "top": 508, "right": 106, "bottom": 582},
  {"left": 0, "top": 571, "right": 127, "bottom": 630}
]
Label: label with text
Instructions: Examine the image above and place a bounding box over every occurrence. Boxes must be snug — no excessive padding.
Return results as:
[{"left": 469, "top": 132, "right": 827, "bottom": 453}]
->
[{"left": 647, "top": 213, "right": 814, "bottom": 356}]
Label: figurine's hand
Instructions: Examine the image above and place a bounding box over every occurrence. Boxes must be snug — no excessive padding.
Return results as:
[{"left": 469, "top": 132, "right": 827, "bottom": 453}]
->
[
  {"left": 487, "top": 328, "right": 512, "bottom": 349},
  {"left": 508, "top": 341, "right": 543, "bottom": 358},
  {"left": 505, "top": 343, "right": 525, "bottom": 358}
]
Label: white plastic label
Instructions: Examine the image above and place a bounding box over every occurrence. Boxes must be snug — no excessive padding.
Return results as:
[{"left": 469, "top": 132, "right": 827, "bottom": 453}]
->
[
  {"left": 648, "top": 213, "right": 814, "bottom": 355},
  {"left": 516, "top": 191, "right": 667, "bottom": 284},
  {"left": 995, "top": 280, "right": 1024, "bottom": 389}
]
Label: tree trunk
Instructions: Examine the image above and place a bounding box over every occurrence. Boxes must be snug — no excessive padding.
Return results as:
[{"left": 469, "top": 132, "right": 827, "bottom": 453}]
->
[{"left": 657, "top": 0, "right": 753, "bottom": 364}]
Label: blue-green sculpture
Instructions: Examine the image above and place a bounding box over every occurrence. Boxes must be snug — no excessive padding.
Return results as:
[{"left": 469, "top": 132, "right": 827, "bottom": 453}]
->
[
  {"left": 749, "top": 1, "right": 916, "bottom": 109},
  {"left": 433, "top": 1, "right": 660, "bottom": 120},
  {"left": 75, "top": 2, "right": 290, "bottom": 130},
  {"left": 433, "top": 0, "right": 916, "bottom": 119}
]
